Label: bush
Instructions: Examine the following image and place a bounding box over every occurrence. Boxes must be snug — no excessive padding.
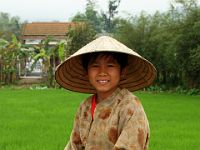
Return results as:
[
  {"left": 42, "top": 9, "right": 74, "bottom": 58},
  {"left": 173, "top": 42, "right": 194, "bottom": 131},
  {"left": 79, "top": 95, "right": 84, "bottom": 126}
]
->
[{"left": 146, "top": 85, "right": 200, "bottom": 95}]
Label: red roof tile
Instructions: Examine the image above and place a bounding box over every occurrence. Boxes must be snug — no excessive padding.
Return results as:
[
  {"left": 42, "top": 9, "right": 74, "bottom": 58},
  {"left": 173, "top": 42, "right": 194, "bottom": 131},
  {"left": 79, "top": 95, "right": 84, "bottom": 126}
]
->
[{"left": 22, "top": 22, "right": 76, "bottom": 36}]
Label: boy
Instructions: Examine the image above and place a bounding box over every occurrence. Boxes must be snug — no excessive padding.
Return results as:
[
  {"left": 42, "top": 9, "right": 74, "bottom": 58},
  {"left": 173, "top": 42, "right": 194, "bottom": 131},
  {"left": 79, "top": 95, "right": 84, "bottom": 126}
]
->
[{"left": 55, "top": 36, "right": 156, "bottom": 150}]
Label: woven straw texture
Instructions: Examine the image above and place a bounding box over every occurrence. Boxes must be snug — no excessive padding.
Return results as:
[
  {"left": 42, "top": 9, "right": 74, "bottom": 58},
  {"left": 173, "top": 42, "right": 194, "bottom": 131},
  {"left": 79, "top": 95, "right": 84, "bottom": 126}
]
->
[{"left": 55, "top": 36, "right": 156, "bottom": 93}]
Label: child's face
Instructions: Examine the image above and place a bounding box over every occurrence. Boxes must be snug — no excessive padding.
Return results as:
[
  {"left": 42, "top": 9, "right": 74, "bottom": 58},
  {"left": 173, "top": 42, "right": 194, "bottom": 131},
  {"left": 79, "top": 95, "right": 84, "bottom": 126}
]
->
[{"left": 87, "top": 54, "right": 122, "bottom": 99}]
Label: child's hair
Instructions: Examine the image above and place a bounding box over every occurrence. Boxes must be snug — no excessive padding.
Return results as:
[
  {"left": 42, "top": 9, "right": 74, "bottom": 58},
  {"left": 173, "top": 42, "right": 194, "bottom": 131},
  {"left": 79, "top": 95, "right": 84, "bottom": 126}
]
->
[{"left": 82, "top": 52, "right": 128, "bottom": 71}]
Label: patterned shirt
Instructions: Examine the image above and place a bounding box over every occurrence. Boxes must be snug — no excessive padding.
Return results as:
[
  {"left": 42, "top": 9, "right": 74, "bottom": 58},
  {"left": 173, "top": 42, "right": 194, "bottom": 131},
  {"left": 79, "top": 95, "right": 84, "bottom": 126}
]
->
[{"left": 65, "top": 88, "right": 150, "bottom": 150}]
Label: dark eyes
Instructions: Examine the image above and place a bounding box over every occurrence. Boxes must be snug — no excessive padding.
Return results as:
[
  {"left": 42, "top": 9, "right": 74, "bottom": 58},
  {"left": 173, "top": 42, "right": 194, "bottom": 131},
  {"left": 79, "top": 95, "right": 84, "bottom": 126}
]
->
[
  {"left": 90, "top": 64, "right": 99, "bottom": 67},
  {"left": 89, "top": 63, "right": 116, "bottom": 68},
  {"left": 107, "top": 64, "right": 115, "bottom": 67}
]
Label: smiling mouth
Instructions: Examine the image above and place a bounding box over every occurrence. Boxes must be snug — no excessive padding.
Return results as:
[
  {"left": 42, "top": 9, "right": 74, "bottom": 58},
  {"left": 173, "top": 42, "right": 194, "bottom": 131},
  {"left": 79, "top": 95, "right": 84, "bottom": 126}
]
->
[{"left": 97, "top": 80, "right": 109, "bottom": 84}]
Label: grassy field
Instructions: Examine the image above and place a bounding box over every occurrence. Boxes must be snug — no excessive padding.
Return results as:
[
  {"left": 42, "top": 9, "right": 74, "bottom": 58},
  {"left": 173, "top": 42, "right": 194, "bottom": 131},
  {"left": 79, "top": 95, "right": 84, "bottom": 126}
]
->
[{"left": 0, "top": 88, "right": 199, "bottom": 150}]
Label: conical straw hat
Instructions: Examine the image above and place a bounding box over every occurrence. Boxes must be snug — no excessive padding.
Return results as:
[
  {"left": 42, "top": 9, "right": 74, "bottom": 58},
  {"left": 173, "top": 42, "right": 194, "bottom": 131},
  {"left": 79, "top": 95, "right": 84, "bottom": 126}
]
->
[{"left": 55, "top": 36, "right": 156, "bottom": 93}]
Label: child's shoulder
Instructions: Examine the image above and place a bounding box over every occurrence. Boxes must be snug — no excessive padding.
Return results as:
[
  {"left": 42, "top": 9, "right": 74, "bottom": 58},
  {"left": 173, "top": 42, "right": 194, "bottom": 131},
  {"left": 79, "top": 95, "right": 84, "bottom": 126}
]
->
[
  {"left": 118, "top": 89, "right": 145, "bottom": 115},
  {"left": 79, "top": 95, "right": 93, "bottom": 108},
  {"left": 119, "top": 88, "right": 142, "bottom": 106}
]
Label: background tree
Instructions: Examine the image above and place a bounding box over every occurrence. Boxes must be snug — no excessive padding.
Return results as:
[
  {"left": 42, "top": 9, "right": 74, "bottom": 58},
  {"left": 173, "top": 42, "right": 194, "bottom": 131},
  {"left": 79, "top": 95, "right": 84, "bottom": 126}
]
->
[
  {"left": 17, "top": 46, "right": 35, "bottom": 77},
  {"left": 72, "top": 0, "right": 102, "bottom": 33},
  {"left": 174, "top": 1, "right": 200, "bottom": 88},
  {"left": 0, "top": 38, "right": 8, "bottom": 84},
  {"left": 0, "top": 12, "right": 24, "bottom": 40},
  {"left": 101, "top": 0, "right": 121, "bottom": 32},
  {"left": 71, "top": 0, "right": 121, "bottom": 34},
  {"left": 31, "top": 37, "right": 68, "bottom": 87},
  {"left": 0, "top": 0, "right": 200, "bottom": 90},
  {"left": 0, "top": 35, "right": 21, "bottom": 85},
  {"left": 114, "top": 1, "right": 200, "bottom": 89},
  {"left": 31, "top": 38, "right": 55, "bottom": 87},
  {"left": 66, "top": 23, "right": 96, "bottom": 55}
]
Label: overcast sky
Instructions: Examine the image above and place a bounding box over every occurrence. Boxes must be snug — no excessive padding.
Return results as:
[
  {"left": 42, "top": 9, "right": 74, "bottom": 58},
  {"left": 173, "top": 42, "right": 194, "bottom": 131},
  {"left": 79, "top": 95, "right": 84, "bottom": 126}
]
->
[{"left": 0, "top": 0, "right": 199, "bottom": 22}]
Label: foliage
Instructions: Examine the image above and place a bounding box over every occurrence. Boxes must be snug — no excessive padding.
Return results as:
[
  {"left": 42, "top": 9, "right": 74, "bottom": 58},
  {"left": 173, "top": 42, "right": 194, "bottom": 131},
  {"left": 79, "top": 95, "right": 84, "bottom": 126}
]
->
[
  {"left": 101, "top": 0, "right": 121, "bottom": 32},
  {"left": 1, "top": 1, "right": 200, "bottom": 90},
  {"left": 72, "top": 0, "right": 103, "bottom": 33},
  {"left": 71, "top": 0, "right": 121, "bottom": 33},
  {"left": 31, "top": 37, "right": 68, "bottom": 87},
  {"left": 85, "top": 0, "right": 103, "bottom": 32},
  {"left": 0, "top": 35, "right": 21, "bottom": 84},
  {"left": 146, "top": 85, "right": 200, "bottom": 95},
  {"left": 0, "top": 12, "right": 24, "bottom": 40},
  {"left": 175, "top": 86, "right": 200, "bottom": 95},
  {"left": 174, "top": 5, "right": 200, "bottom": 88},
  {"left": 66, "top": 23, "right": 96, "bottom": 55},
  {"left": 113, "top": 0, "right": 200, "bottom": 89}
]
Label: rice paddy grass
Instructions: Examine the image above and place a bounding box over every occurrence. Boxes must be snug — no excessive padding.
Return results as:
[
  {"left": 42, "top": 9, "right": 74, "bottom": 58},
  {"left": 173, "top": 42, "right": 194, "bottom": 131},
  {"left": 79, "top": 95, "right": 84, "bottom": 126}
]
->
[{"left": 0, "top": 88, "right": 199, "bottom": 150}]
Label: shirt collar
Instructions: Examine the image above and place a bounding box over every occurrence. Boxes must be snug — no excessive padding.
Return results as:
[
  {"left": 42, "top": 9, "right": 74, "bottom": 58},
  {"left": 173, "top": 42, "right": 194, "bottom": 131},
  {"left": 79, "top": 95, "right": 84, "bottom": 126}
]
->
[{"left": 96, "top": 88, "right": 121, "bottom": 106}]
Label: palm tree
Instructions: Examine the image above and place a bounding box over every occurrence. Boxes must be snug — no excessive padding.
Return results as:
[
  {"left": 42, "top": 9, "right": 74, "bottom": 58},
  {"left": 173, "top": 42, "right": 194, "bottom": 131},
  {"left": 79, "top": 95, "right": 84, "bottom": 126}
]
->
[
  {"left": 0, "top": 35, "right": 21, "bottom": 85},
  {"left": 32, "top": 37, "right": 67, "bottom": 87}
]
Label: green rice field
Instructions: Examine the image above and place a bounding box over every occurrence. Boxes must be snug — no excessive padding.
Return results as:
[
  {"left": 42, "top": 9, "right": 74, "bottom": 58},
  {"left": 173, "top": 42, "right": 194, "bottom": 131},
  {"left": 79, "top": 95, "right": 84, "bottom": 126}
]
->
[{"left": 0, "top": 88, "right": 199, "bottom": 150}]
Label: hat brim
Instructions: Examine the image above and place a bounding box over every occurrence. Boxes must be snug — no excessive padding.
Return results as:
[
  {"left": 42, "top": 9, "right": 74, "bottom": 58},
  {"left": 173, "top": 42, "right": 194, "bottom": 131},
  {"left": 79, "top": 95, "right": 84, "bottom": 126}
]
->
[{"left": 55, "top": 36, "right": 157, "bottom": 93}]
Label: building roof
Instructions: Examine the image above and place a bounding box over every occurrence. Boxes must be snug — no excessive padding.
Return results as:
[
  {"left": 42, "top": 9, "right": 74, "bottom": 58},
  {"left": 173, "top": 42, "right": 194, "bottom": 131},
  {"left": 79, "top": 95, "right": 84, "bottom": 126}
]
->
[{"left": 21, "top": 22, "right": 75, "bottom": 40}]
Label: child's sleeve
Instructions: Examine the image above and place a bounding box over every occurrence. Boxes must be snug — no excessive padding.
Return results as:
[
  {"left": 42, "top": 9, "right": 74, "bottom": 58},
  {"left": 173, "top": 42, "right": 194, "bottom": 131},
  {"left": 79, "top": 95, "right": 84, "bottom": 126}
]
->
[
  {"left": 64, "top": 106, "right": 84, "bottom": 150},
  {"left": 113, "top": 98, "right": 150, "bottom": 150}
]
